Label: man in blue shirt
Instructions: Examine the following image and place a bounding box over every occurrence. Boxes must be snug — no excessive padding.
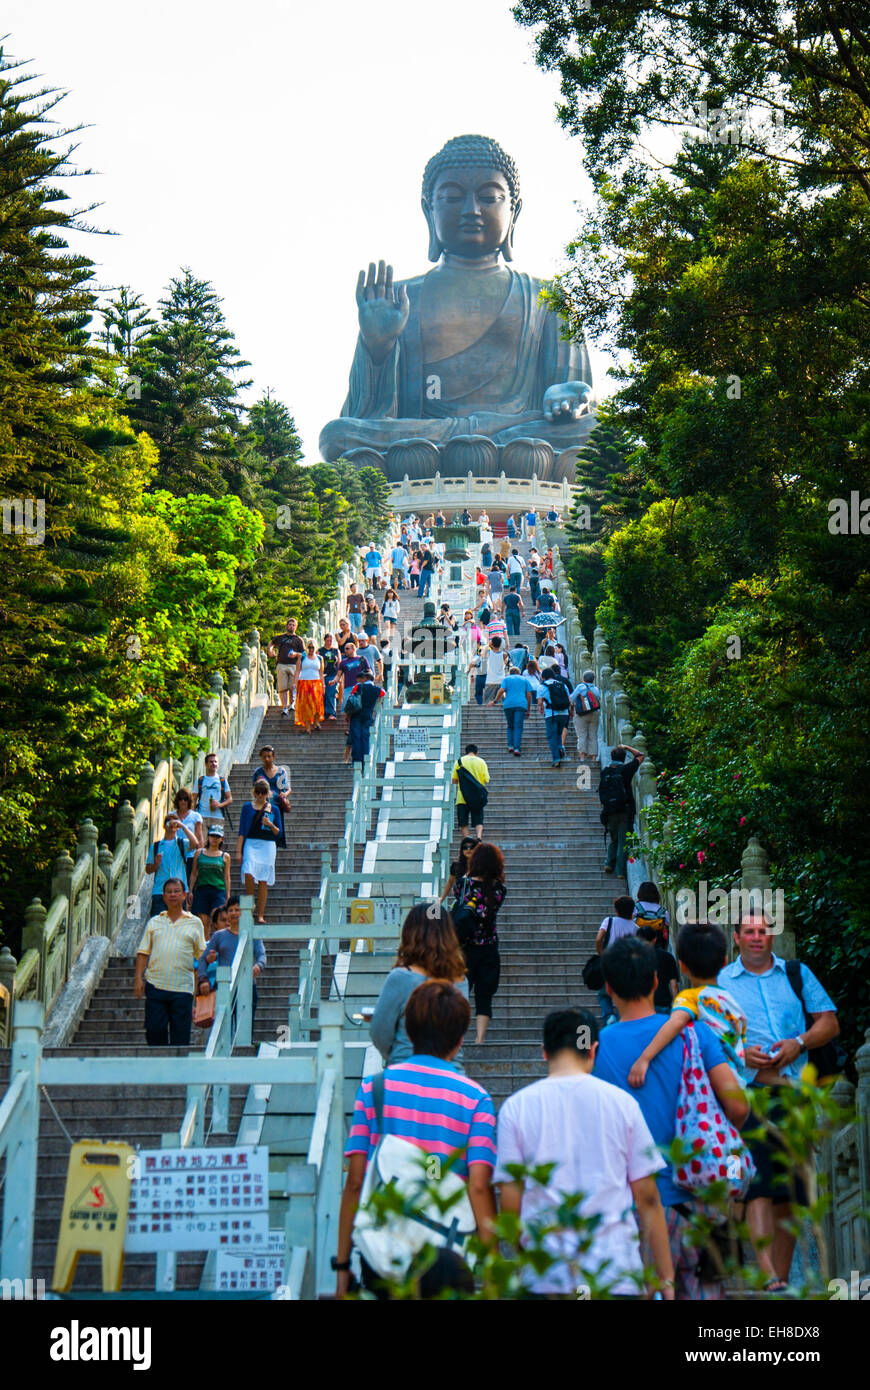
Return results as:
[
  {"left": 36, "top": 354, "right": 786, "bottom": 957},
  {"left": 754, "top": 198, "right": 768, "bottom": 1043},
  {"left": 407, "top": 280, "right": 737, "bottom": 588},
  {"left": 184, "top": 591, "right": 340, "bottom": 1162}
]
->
[
  {"left": 145, "top": 812, "right": 198, "bottom": 916},
  {"left": 538, "top": 663, "right": 573, "bottom": 766},
  {"left": 718, "top": 914, "right": 839, "bottom": 1289},
  {"left": 594, "top": 937, "right": 748, "bottom": 1300},
  {"left": 390, "top": 541, "right": 407, "bottom": 589},
  {"left": 364, "top": 544, "right": 383, "bottom": 589},
  {"left": 487, "top": 667, "right": 534, "bottom": 756}
]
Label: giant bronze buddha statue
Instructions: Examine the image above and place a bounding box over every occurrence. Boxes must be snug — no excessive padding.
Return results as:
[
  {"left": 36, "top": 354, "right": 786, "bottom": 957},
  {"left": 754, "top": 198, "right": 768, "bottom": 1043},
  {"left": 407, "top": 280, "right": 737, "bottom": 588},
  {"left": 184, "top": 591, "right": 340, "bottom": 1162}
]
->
[{"left": 319, "top": 134, "right": 596, "bottom": 481}]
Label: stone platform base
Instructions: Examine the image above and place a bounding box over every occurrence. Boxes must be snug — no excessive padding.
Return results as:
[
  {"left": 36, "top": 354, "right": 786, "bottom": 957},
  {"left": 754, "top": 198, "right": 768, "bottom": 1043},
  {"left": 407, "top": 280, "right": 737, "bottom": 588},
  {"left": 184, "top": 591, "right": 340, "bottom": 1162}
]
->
[{"left": 344, "top": 434, "right": 583, "bottom": 485}]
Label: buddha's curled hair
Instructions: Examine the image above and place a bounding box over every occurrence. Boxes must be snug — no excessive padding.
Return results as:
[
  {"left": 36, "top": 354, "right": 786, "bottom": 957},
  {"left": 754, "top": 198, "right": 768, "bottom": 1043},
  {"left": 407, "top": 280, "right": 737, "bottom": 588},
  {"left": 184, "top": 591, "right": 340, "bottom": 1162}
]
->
[{"left": 422, "top": 134, "right": 520, "bottom": 206}]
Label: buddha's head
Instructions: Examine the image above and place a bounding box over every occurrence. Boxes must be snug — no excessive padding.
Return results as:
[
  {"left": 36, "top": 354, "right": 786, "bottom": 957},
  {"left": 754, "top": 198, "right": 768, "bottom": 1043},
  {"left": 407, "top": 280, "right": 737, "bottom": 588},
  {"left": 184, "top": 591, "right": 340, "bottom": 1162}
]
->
[{"left": 422, "top": 134, "right": 522, "bottom": 263}]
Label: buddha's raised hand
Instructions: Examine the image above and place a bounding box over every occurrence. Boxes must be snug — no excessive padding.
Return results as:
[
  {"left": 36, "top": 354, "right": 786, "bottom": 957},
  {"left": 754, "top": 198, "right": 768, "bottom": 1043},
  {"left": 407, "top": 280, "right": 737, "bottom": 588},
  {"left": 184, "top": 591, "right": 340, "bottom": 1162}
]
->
[
  {"left": 356, "top": 261, "right": 410, "bottom": 363},
  {"left": 543, "top": 380, "right": 594, "bottom": 423}
]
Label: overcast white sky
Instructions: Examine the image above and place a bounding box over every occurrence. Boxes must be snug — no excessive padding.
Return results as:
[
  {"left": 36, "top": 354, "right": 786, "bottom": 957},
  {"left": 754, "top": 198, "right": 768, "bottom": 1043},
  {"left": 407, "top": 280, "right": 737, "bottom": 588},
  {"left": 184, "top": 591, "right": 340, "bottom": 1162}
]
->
[{"left": 6, "top": 0, "right": 617, "bottom": 460}]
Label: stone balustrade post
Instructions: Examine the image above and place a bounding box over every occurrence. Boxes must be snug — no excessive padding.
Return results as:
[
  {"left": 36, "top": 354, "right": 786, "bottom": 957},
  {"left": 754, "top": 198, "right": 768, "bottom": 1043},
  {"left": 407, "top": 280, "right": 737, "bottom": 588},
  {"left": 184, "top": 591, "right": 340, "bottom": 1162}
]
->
[
  {"left": 98, "top": 844, "right": 115, "bottom": 932},
  {"left": 0, "top": 945, "right": 17, "bottom": 1000},
  {"left": 740, "top": 837, "right": 795, "bottom": 958},
  {"left": 76, "top": 817, "right": 99, "bottom": 933},
  {"left": 23, "top": 898, "right": 47, "bottom": 958},
  {"left": 115, "top": 801, "right": 136, "bottom": 894},
  {"left": 50, "top": 851, "right": 75, "bottom": 907},
  {"left": 76, "top": 818, "right": 98, "bottom": 866},
  {"left": 135, "top": 761, "right": 155, "bottom": 813},
  {"left": 228, "top": 667, "right": 242, "bottom": 698}
]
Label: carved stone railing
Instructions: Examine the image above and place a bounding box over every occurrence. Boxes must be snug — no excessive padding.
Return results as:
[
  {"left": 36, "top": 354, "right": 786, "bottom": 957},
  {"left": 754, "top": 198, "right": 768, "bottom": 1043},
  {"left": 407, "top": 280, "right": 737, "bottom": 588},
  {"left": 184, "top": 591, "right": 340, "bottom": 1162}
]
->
[
  {"left": 818, "top": 1032, "right": 870, "bottom": 1280},
  {"left": 389, "top": 472, "right": 574, "bottom": 513},
  {"left": 8, "top": 630, "right": 273, "bottom": 1029}
]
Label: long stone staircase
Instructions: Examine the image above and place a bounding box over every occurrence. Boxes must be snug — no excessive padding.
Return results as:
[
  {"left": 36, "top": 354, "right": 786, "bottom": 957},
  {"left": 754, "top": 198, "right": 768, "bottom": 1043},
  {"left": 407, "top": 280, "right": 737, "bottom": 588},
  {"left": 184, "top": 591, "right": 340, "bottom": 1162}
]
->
[
  {"left": 0, "top": 605, "right": 393, "bottom": 1290},
  {"left": 1, "top": 545, "right": 624, "bottom": 1290},
  {"left": 456, "top": 541, "right": 621, "bottom": 1108}
]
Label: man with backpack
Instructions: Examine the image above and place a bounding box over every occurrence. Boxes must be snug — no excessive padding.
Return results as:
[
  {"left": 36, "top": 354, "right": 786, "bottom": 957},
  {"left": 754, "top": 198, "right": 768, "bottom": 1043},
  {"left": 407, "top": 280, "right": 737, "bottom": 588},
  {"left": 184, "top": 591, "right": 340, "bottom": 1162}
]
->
[
  {"left": 718, "top": 914, "right": 839, "bottom": 1291},
  {"left": 570, "top": 669, "right": 601, "bottom": 763},
  {"left": 452, "top": 743, "right": 490, "bottom": 841},
  {"left": 599, "top": 743, "right": 645, "bottom": 878},
  {"left": 195, "top": 751, "right": 233, "bottom": 834},
  {"left": 539, "top": 664, "right": 573, "bottom": 767},
  {"left": 335, "top": 980, "right": 496, "bottom": 1298},
  {"left": 145, "top": 812, "right": 198, "bottom": 917}
]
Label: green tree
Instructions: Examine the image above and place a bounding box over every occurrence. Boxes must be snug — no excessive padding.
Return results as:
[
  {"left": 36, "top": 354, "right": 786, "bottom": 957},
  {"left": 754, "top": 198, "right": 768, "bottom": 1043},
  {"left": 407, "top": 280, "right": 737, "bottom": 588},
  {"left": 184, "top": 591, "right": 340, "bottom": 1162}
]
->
[
  {"left": 100, "top": 285, "right": 155, "bottom": 363},
  {"left": 128, "top": 269, "right": 251, "bottom": 496},
  {"left": 564, "top": 420, "right": 644, "bottom": 632}
]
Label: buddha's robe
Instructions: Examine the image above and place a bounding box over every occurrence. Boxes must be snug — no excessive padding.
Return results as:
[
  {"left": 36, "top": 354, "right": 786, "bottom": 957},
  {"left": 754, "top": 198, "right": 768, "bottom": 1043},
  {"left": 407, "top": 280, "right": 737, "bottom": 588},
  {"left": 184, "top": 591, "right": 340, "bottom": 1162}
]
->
[{"left": 319, "top": 268, "right": 595, "bottom": 461}]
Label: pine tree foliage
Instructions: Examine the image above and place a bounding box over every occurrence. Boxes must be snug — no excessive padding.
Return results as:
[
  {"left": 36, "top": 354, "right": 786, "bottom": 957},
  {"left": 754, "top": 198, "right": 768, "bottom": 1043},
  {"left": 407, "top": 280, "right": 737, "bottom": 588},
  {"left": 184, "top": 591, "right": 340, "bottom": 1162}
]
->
[{"left": 127, "top": 269, "right": 251, "bottom": 496}]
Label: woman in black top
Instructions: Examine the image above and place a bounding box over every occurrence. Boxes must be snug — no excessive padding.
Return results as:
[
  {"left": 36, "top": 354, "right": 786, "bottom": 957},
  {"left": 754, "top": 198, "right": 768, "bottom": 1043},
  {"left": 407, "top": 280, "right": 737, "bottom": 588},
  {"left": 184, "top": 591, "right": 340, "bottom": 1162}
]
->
[
  {"left": 440, "top": 836, "right": 478, "bottom": 905},
  {"left": 453, "top": 841, "right": 506, "bottom": 1045}
]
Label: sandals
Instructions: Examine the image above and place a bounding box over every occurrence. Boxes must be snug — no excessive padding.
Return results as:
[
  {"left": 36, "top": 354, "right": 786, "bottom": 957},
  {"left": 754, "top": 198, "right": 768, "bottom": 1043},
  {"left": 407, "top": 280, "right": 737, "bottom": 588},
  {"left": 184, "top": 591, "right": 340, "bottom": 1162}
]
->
[{"left": 763, "top": 1278, "right": 789, "bottom": 1294}]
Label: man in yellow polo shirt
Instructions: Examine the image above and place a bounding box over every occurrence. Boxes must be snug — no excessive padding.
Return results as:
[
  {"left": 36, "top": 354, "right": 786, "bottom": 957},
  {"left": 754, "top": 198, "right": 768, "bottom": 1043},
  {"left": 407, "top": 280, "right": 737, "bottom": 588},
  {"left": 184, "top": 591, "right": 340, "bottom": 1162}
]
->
[
  {"left": 134, "top": 878, "right": 206, "bottom": 1046},
  {"left": 451, "top": 742, "right": 490, "bottom": 842}
]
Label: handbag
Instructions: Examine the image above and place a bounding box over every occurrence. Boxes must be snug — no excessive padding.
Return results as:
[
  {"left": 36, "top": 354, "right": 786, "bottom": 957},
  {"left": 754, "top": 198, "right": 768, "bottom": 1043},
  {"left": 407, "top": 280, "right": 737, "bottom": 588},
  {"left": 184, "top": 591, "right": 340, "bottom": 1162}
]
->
[
  {"left": 673, "top": 1024, "right": 755, "bottom": 1198},
  {"left": 449, "top": 877, "right": 479, "bottom": 949},
  {"left": 353, "top": 1071, "right": 477, "bottom": 1282},
  {"left": 582, "top": 917, "right": 612, "bottom": 990},
  {"left": 345, "top": 689, "right": 363, "bottom": 714},
  {"left": 193, "top": 989, "right": 216, "bottom": 1029}
]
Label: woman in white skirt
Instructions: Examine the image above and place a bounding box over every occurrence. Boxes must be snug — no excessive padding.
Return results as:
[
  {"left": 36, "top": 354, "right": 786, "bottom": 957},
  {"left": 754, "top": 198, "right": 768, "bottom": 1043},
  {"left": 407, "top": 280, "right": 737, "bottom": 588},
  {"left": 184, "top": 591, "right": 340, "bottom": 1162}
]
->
[{"left": 237, "top": 780, "right": 281, "bottom": 924}]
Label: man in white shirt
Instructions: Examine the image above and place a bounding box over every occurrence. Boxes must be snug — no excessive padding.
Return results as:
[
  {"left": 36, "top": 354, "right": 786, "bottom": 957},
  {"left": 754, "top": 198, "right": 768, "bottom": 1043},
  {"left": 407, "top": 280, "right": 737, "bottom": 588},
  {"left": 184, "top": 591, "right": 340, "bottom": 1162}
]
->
[
  {"left": 495, "top": 1007, "right": 674, "bottom": 1299},
  {"left": 506, "top": 548, "right": 526, "bottom": 592},
  {"left": 483, "top": 637, "right": 508, "bottom": 702},
  {"left": 596, "top": 895, "right": 638, "bottom": 1025}
]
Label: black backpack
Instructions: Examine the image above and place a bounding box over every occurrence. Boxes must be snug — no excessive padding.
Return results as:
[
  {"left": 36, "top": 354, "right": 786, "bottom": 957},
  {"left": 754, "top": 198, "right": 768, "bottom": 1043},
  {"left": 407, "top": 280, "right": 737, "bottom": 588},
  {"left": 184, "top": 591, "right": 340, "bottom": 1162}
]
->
[
  {"left": 583, "top": 918, "right": 612, "bottom": 990},
  {"left": 784, "top": 960, "right": 847, "bottom": 1079},
  {"left": 598, "top": 762, "right": 632, "bottom": 816},
  {"left": 456, "top": 757, "right": 488, "bottom": 810},
  {"left": 544, "top": 677, "right": 570, "bottom": 712}
]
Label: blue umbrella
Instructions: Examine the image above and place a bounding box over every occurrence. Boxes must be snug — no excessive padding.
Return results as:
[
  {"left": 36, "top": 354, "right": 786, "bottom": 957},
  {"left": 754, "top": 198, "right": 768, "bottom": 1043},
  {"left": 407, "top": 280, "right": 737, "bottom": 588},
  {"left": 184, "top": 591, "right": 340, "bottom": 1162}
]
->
[{"left": 527, "top": 611, "right": 566, "bottom": 629}]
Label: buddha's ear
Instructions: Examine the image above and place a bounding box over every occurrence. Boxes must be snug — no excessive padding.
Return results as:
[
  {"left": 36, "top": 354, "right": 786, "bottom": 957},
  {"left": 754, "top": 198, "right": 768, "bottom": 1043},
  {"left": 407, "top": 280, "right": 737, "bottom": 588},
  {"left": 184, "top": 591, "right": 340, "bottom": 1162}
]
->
[
  {"left": 502, "top": 196, "right": 522, "bottom": 263},
  {"left": 422, "top": 197, "right": 442, "bottom": 262}
]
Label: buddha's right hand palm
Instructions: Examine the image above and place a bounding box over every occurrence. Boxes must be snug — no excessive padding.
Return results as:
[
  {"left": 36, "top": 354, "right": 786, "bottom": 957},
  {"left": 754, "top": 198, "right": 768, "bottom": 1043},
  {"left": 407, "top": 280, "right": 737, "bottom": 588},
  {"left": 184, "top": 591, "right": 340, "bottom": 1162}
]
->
[{"left": 356, "top": 260, "right": 409, "bottom": 362}]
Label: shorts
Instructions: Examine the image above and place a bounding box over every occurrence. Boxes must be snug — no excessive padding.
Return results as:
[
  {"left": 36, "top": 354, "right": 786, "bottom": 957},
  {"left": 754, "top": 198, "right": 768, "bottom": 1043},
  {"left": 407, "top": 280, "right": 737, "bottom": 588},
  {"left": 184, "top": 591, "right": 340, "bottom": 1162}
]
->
[
  {"left": 483, "top": 683, "right": 502, "bottom": 703},
  {"left": 457, "top": 803, "right": 484, "bottom": 829},
  {"left": 191, "top": 885, "right": 226, "bottom": 917},
  {"left": 743, "top": 1089, "right": 809, "bottom": 1205},
  {"left": 276, "top": 663, "right": 299, "bottom": 694},
  {"left": 464, "top": 942, "right": 500, "bottom": 1017}
]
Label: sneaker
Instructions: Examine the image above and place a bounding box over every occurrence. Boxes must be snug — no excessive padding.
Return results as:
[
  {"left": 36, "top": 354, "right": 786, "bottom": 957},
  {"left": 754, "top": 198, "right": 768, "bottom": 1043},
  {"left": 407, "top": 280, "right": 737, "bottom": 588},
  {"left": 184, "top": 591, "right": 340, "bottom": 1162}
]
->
[
  {"left": 604, "top": 865, "right": 614, "bottom": 874},
  {"left": 281, "top": 707, "right": 290, "bottom": 717}
]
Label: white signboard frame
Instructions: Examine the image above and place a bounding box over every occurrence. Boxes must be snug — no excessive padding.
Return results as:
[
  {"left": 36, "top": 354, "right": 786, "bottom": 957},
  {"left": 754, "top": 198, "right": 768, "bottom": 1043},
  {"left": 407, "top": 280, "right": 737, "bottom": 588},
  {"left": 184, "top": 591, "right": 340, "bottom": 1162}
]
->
[
  {"left": 395, "top": 727, "right": 431, "bottom": 753},
  {"left": 125, "top": 1144, "right": 269, "bottom": 1253}
]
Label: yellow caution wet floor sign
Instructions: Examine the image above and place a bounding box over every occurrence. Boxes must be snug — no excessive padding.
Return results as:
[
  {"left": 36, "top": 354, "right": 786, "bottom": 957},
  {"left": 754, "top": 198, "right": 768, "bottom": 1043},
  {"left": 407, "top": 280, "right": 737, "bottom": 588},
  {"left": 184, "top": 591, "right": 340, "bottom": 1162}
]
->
[
  {"left": 52, "top": 1140, "right": 135, "bottom": 1292},
  {"left": 349, "top": 898, "right": 374, "bottom": 953}
]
